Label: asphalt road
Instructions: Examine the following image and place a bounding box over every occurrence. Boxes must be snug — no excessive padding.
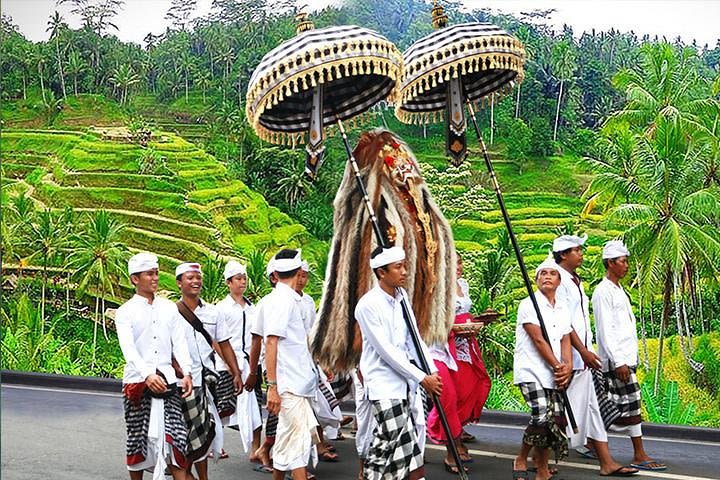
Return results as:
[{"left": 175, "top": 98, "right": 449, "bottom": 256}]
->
[{"left": 1, "top": 384, "right": 718, "bottom": 480}]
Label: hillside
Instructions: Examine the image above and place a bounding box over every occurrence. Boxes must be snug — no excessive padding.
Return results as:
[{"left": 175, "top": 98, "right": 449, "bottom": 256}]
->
[{"left": 1, "top": 127, "right": 320, "bottom": 291}]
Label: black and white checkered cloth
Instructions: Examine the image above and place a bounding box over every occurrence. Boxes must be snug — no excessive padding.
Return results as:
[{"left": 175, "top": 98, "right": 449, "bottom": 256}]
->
[
  {"left": 604, "top": 367, "right": 642, "bottom": 425},
  {"left": 396, "top": 22, "right": 525, "bottom": 122},
  {"left": 124, "top": 390, "right": 187, "bottom": 467},
  {"left": 364, "top": 399, "right": 424, "bottom": 480},
  {"left": 246, "top": 25, "right": 402, "bottom": 142},
  {"left": 181, "top": 386, "right": 216, "bottom": 463},
  {"left": 519, "top": 382, "right": 569, "bottom": 460},
  {"left": 214, "top": 371, "right": 237, "bottom": 419},
  {"left": 591, "top": 368, "right": 623, "bottom": 429}
]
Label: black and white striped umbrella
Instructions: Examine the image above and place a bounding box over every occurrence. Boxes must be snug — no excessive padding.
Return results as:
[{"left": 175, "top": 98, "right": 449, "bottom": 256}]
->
[
  {"left": 395, "top": 6, "right": 525, "bottom": 164},
  {"left": 246, "top": 16, "right": 403, "bottom": 178}
]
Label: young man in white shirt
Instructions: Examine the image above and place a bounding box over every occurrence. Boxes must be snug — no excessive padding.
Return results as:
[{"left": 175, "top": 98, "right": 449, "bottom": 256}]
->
[
  {"left": 175, "top": 262, "right": 242, "bottom": 480},
  {"left": 216, "top": 260, "right": 263, "bottom": 461},
  {"left": 593, "top": 241, "right": 666, "bottom": 472},
  {"left": 513, "top": 257, "right": 573, "bottom": 480},
  {"left": 263, "top": 249, "right": 319, "bottom": 480},
  {"left": 116, "top": 252, "right": 193, "bottom": 480},
  {"left": 355, "top": 246, "right": 443, "bottom": 480},
  {"left": 553, "top": 236, "right": 638, "bottom": 477}
]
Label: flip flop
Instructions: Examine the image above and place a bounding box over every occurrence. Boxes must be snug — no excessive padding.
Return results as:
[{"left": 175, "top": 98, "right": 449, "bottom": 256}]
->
[
  {"left": 252, "top": 464, "right": 273, "bottom": 474},
  {"left": 528, "top": 466, "right": 559, "bottom": 475},
  {"left": 444, "top": 461, "right": 469, "bottom": 474},
  {"left": 461, "top": 431, "right": 476, "bottom": 442},
  {"left": 512, "top": 470, "right": 529, "bottom": 479},
  {"left": 600, "top": 466, "right": 639, "bottom": 477},
  {"left": 319, "top": 450, "right": 339, "bottom": 462},
  {"left": 630, "top": 460, "right": 666, "bottom": 471},
  {"left": 576, "top": 446, "right": 599, "bottom": 459}
]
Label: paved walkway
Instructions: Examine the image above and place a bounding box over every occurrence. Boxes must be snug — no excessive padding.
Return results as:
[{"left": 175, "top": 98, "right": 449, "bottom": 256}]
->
[{"left": 1, "top": 384, "right": 718, "bottom": 480}]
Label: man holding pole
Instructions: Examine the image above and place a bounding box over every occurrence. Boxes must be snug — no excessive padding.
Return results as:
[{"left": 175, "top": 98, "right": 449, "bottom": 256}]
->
[
  {"left": 553, "top": 235, "right": 638, "bottom": 477},
  {"left": 355, "top": 246, "right": 443, "bottom": 480}
]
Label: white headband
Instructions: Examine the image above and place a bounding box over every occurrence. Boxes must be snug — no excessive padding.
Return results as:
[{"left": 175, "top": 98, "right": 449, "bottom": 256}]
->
[
  {"left": 535, "top": 255, "right": 560, "bottom": 276},
  {"left": 553, "top": 234, "right": 588, "bottom": 252},
  {"left": 602, "top": 240, "right": 630, "bottom": 259},
  {"left": 301, "top": 260, "right": 310, "bottom": 272},
  {"left": 128, "top": 252, "right": 158, "bottom": 275},
  {"left": 274, "top": 249, "right": 302, "bottom": 272},
  {"left": 175, "top": 262, "right": 202, "bottom": 278},
  {"left": 224, "top": 260, "right": 247, "bottom": 280},
  {"left": 370, "top": 246, "right": 406, "bottom": 269}
]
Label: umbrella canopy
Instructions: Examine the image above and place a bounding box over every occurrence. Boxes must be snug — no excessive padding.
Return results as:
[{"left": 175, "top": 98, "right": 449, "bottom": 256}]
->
[
  {"left": 396, "top": 22, "right": 525, "bottom": 125},
  {"left": 246, "top": 21, "right": 403, "bottom": 146}
]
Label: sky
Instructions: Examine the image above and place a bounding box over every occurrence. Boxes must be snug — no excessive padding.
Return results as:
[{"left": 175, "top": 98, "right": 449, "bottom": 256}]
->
[{"left": 3, "top": 0, "right": 720, "bottom": 48}]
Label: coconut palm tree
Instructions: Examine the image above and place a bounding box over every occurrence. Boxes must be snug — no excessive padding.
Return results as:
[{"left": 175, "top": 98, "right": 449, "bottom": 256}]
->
[
  {"left": 109, "top": 64, "right": 139, "bottom": 105},
  {"left": 68, "top": 210, "right": 127, "bottom": 367},
  {"left": 65, "top": 50, "right": 86, "bottom": 95},
  {"left": 278, "top": 160, "right": 313, "bottom": 207},
  {"left": 46, "top": 11, "right": 68, "bottom": 99},
  {"left": 551, "top": 39, "right": 577, "bottom": 142},
  {"left": 24, "top": 209, "right": 64, "bottom": 330}
]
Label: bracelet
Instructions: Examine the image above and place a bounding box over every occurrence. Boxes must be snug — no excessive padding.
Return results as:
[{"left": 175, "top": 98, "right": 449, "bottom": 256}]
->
[
  {"left": 267, "top": 380, "right": 277, "bottom": 385},
  {"left": 553, "top": 364, "right": 562, "bottom": 371},
  {"left": 248, "top": 372, "right": 256, "bottom": 377}
]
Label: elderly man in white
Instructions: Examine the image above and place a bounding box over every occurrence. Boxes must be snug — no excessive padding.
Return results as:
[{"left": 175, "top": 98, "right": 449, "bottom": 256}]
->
[
  {"left": 593, "top": 241, "right": 666, "bottom": 472},
  {"left": 216, "top": 260, "right": 263, "bottom": 458},
  {"left": 355, "top": 245, "right": 443, "bottom": 480},
  {"left": 552, "top": 235, "right": 637, "bottom": 477}
]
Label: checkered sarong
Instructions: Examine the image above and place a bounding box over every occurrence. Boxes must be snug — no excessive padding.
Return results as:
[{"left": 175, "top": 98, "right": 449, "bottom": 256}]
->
[
  {"left": 604, "top": 367, "right": 642, "bottom": 425},
  {"left": 214, "top": 371, "right": 237, "bottom": 418},
  {"left": 591, "top": 369, "right": 622, "bottom": 429},
  {"left": 318, "top": 379, "right": 341, "bottom": 411},
  {"left": 364, "top": 399, "right": 424, "bottom": 480},
  {"left": 124, "top": 388, "right": 188, "bottom": 467},
  {"left": 519, "top": 383, "right": 568, "bottom": 460},
  {"left": 330, "top": 373, "right": 353, "bottom": 401},
  {"left": 181, "top": 386, "right": 216, "bottom": 463}
]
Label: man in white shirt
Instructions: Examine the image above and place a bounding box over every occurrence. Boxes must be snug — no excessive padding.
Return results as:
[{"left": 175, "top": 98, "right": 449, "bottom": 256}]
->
[
  {"left": 216, "top": 260, "right": 263, "bottom": 460},
  {"left": 553, "top": 236, "right": 638, "bottom": 477},
  {"left": 513, "top": 256, "right": 573, "bottom": 480},
  {"left": 116, "top": 252, "right": 193, "bottom": 480},
  {"left": 355, "top": 246, "right": 443, "bottom": 480},
  {"left": 593, "top": 241, "right": 666, "bottom": 472},
  {"left": 175, "top": 262, "right": 241, "bottom": 480},
  {"left": 263, "top": 249, "right": 319, "bottom": 480}
]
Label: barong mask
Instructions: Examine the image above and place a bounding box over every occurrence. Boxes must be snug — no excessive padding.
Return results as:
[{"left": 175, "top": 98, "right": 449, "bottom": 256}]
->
[{"left": 312, "top": 129, "right": 456, "bottom": 372}]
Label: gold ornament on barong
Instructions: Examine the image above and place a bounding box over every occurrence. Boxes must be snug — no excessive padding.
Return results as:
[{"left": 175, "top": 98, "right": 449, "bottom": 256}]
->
[{"left": 379, "top": 141, "right": 438, "bottom": 281}]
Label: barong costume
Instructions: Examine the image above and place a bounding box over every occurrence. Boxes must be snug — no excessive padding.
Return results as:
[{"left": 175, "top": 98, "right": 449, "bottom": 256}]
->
[
  {"left": 117, "top": 253, "right": 193, "bottom": 479},
  {"left": 593, "top": 241, "right": 643, "bottom": 437},
  {"left": 513, "top": 259, "right": 572, "bottom": 460}
]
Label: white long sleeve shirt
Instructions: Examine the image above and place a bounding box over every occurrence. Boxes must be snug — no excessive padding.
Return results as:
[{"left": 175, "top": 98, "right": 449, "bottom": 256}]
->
[
  {"left": 513, "top": 291, "right": 572, "bottom": 389},
  {"left": 216, "top": 295, "right": 254, "bottom": 371},
  {"left": 177, "top": 299, "right": 230, "bottom": 387},
  {"left": 300, "top": 293, "right": 317, "bottom": 336},
  {"left": 556, "top": 265, "right": 594, "bottom": 370},
  {"left": 355, "top": 285, "right": 437, "bottom": 401},
  {"left": 592, "top": 278, "right": 639, "bottom": 370},
  {"left": 115, "top": 294, "right": 192, "bottom": 385},
  {"left": 263, "top": 282, "right": 317, "bottom": 398}
]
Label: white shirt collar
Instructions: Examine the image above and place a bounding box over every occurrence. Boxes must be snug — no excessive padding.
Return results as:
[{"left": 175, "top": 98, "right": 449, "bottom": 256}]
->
[
  {"left": 276, "top": 281, "right": 301, "bottom": 300},
  {"left": 132, "top": 293, "right": 155, "bottom": 305}
]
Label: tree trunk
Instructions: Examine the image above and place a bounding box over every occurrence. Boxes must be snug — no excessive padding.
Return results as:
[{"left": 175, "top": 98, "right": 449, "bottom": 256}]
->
[
  {"left": 55, "top": 37, "right": 67, "bottom": 99},
  {"left": 490, "top": 95, "right": 495, "bottom": 145},
  {"left": 553, "top": 79, "right": 563, "bottom": 142},
  {"left": 101, "top": 294, "right": 108, "bottom": 340},
  {"left": 66, "top": 273, "right": 71, "bottom": 317},
  {"left": 654, "top": 268, "right": 672, "bottom": 395},
  {"left": 39, "top": 64, "right": 46, "bottom": 103},
  {"left": 185, "top": 75, "right": 189, "bottom": 103},
  {"left": 41, "top": 259, "right": 47, "bottom": 334},
  {"left": 74, "top": 75, "right": 78, "bottom": 96},
  {"left": 515, "top": 83, "right": 521, "bottom": 119},
  {"left": 92, "top": 295, "right": 99, "bottom": 369},
  {"left": 22, "top": 73, "right": 27, "bottom": 100}
]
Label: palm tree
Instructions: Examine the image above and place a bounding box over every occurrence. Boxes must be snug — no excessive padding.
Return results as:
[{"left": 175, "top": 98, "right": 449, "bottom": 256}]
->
[
  {"left": 594, "top": 116, "right": 720, "bottom": 393},
  {"left": 551, "top": 39, "right": 577, "bottom": 142},
  {"left": 68, "top": 210, "right": 127, "bottom": 367},
  {"left": 24, "top": 209, "right": 64, "bottom": 330},
  {"left": 195, "top": 70, "right": 211, "bottom": 103},
  {"left": 65, "top": 50, "right": 86, "bottom": 95},
  {"left": 277, "top": 160, "right": 313, "bottom": 207},
  {"left": 177, "top": 51, "right": 195, "bottom": 103},
  {"left": 30, "top": 45, "right": 47, "bottom": 103},
  {"left": 109, "top": 64, "right": 140, "bottom": 105},
  {"left": 46, "top": 11, "right": 68, "bottom": 99}
]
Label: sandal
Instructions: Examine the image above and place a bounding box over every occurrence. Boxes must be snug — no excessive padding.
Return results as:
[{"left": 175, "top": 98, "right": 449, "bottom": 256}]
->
[
  {"left": 600, "top": 466, "right": 640, "bottom": 477},
  {"left": 252, "top": 464, "right": 273, "bottom": 474},
  {"left": 319, "top": 450, "right": 339, "bottom": 462},
  {"left": 461, "top": 430, "right": 476, "bottom": 443},
  {"left": 444, "top": 461, "right": 469, "bottom": 474},
  {"left": 630, "top": 460, "right": 666, "bottom": 471}
]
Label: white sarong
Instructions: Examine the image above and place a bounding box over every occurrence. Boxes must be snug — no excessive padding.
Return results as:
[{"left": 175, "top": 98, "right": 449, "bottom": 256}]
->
[
  {"left": 566, "top": 369, "right": 607, "bottom": 446},
  {"left": 222, "top": 358, "right": 262, "bottom": 452},
  {"left": 352, "top": 370, "right": 376, "bottom": 458},
  {"left": 273, "top": 392, "right": 319, "bottom": 471}
]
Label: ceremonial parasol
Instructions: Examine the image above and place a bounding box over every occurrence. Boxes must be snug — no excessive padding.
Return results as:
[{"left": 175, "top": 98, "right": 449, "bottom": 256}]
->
[
  {"left": 246, "top": 13, "right": 468, "bottom": 474},
  {"left": 396, "top": 2, "right": 578, "bottom": 433}
]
